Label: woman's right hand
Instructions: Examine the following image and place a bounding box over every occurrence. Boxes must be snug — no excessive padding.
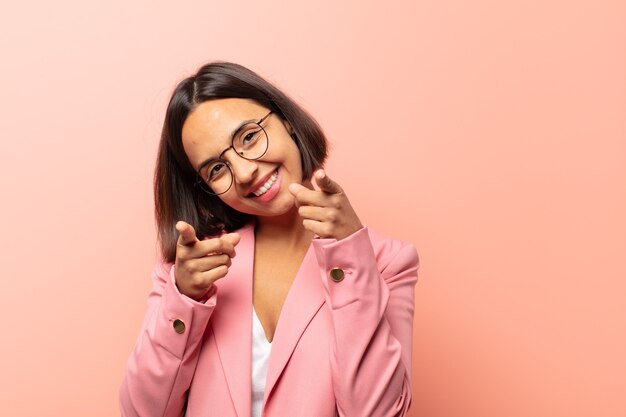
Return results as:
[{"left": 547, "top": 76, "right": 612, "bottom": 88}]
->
[{"left": 174, "top": 221, "right": 241, "bottom": 301}]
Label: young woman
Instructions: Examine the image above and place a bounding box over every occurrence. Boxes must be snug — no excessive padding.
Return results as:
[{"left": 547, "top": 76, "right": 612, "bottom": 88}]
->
[{"left": 119, "top": 62, "right": 419, "bottom": 417}]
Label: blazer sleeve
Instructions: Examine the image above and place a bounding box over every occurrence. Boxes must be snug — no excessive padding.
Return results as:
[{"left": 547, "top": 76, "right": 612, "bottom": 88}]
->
[
  {"left": 312, "top": 227, "right": 419, "bottom": 417},
  {"left": 119, "top": 261, "right": 217, "bottom": 417}
]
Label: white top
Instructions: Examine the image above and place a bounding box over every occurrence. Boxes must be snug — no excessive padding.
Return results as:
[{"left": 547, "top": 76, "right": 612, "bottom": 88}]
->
[{"left": 251, "top": 307, "right": 272, "bottom": 417}]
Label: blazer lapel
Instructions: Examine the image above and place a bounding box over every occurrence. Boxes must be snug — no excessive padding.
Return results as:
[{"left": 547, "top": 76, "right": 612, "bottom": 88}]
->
[
  {"left": 263, "top": 243, "right": 325, "bottom": 402},
  {"left": 210, "top": 223, "right": 255, "bottom": 417},
  {"left": 210, "top": 224, "right": 326, "bottom": 414}
]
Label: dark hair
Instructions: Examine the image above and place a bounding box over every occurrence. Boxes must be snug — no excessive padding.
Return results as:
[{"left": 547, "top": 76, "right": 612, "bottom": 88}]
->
[{"left": 154, "top": 61, "right": 328, "bottom": 262}]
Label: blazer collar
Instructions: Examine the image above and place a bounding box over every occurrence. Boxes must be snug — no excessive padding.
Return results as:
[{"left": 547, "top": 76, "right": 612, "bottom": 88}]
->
[{"left": 210, "top": 222, "right": 325, "bottom": 417}]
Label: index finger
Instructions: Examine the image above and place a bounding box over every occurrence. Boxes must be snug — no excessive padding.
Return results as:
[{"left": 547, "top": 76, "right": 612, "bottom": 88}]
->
[
  {"left": 313, "top": 169, "right": 342, "bottom": 194},
  {"left": 176, "top": 221, "right": 199, "bottom": 247}
]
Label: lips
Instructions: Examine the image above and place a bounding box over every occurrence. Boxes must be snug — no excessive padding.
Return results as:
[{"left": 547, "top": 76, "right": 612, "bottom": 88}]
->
[
  {"left": 248, "top": 169, "right": 282, "bottom": 203},
  {"left": 248, "top": 169, "right": 279, "bottom": 197}
]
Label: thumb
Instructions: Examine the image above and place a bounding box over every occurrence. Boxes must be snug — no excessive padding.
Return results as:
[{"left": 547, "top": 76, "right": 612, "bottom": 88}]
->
[
  {"left": 176, "top": 221, "right": 199, "bottom": 247},
  {"left": 221, "top": 232, "right": 241, "bottom": 247}
]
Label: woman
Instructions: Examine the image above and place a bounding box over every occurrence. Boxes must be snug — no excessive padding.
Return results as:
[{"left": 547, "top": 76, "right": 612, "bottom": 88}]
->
[{"left": 119, "top": 62, "right": 419, "bottom": 417}]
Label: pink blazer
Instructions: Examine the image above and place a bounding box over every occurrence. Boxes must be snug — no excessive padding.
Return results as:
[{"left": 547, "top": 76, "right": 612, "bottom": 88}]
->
[{"left": 120, "top": 224, "right": 419, "bottom": 417}]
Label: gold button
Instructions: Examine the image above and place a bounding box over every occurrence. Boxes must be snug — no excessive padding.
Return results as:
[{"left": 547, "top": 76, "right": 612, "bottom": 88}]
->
[
  {"left": 329, "top": 268, "right": 345, "bottom": 282},
  {"left": 173, "top": 319, "right": 186, "bottom": 334}
]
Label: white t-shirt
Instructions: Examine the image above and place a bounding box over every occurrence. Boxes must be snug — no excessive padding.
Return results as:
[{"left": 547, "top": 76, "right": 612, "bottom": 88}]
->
[{"left": 251, "top": 307, "right": 272, "bottom": 417}]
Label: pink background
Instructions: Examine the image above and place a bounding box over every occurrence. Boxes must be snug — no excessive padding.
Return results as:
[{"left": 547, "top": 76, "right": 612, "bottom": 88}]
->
[{"left": 1, "top": 0, "right": 624, "bottom": 416}]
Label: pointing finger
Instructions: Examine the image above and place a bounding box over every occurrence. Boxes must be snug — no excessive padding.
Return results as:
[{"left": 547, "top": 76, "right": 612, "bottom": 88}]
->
[
  {"left": 313, "top": 169, "right": 342, "bottom": 194},
  {"left": 176, "top": 221, "right": 199, "bottom": 247}
]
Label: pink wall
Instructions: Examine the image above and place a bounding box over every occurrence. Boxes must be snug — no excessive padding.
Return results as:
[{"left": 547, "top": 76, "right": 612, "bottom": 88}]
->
[{"left": 1, "top": 0, "right": 624, "bottom": 416}]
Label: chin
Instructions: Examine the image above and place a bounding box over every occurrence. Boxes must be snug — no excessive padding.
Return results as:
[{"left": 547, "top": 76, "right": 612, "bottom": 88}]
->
[{"left": 253, "top": 195, "right": 297, "bottom": 218}]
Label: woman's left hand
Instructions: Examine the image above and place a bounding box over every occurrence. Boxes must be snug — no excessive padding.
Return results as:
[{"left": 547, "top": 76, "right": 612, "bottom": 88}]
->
[{"left": 288, "top": 169, "right": 363, "bottom": 240}]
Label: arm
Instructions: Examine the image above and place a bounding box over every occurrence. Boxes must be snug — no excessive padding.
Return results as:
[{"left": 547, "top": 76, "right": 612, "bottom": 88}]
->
[
  {"left": 119, "top": 261, "right": 217, "bottom": 417},
  {"left": 312, "top": 227, "right": 419, "bottom": 417}
]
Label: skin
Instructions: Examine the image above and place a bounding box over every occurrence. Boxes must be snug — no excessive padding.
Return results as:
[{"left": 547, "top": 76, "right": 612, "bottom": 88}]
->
[{"left": 174, "top": 98, "right": 363, "bottom": 340}]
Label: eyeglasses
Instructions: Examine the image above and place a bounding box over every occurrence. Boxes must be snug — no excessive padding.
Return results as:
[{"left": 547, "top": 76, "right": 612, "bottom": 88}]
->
[{"left": 194, "top": 111, "right": 273, "bottom": 195}]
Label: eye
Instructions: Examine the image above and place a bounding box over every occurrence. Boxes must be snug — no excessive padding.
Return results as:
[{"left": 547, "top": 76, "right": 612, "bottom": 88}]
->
[
  {"left": 243, "top": 132, "right": 255, "bottom": 144},
  {"left": 205, "top": 161, "right": 227, "bottom": 181},
  {"left": 241, "top": 128, "right": 261, "bottom": 146}
]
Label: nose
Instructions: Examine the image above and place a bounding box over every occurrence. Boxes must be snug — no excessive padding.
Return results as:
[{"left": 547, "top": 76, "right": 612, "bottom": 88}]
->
[{"left": 224, "top": 150, "right": 258, "bottom": 185}]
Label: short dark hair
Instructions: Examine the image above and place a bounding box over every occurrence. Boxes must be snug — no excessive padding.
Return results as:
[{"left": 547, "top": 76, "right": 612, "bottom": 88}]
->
[{"left": 154, "top": 61, "right": 328, "bottom": 262}]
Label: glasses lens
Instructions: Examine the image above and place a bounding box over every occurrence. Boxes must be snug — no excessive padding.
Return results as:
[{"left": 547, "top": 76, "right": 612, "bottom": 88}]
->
[
  {"left": 199, "top": 161, "right": 233, "bottom": 195},
  {"left": 232, "top": 122, "right": 268, "bottom": 160}
]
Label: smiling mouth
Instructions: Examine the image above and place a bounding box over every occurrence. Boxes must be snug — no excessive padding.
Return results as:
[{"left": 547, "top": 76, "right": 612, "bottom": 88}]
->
[{"left": 249, "top": 169, "right": 279, "bottom": 197}]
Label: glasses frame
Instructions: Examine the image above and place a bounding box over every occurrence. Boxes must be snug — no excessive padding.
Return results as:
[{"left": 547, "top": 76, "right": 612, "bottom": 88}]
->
[{"left": 193, "top": 111, "right": 273, "bottom": 196}]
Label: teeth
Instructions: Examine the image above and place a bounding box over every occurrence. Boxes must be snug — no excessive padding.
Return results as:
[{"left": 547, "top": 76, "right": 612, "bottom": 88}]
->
[{"left": 253, "top": 171, "right": 278, "bottom": 197}]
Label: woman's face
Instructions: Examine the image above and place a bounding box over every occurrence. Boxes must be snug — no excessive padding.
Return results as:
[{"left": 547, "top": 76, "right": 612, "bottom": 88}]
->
[{"left": 181, "top": 98, "right": 305, "bottom": 219}]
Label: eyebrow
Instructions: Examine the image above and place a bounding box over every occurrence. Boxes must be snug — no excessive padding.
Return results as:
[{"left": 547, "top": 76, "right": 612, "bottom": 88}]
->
[{"left": 195, "top": 112, "right": 273, "bottom": 172}]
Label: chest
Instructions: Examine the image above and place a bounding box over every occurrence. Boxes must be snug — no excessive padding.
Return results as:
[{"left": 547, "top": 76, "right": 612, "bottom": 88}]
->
[
  {"left": 252, "top": 242, "right": 309, "bottom": 342},
  {"left": 190, "top": 298, "right": 335, "bottom": 417}
]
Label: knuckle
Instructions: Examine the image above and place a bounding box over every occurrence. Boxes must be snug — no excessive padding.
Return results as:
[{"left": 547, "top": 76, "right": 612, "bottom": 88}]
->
[
  {"left": 327, "top": 209, "right": 338, "bottom": 222},
  {"left": 191, "top": 273, "right": 205, "bottom": 288},
  {"left": 185, "top": 258, "right": 198, "bottom": 272}
]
